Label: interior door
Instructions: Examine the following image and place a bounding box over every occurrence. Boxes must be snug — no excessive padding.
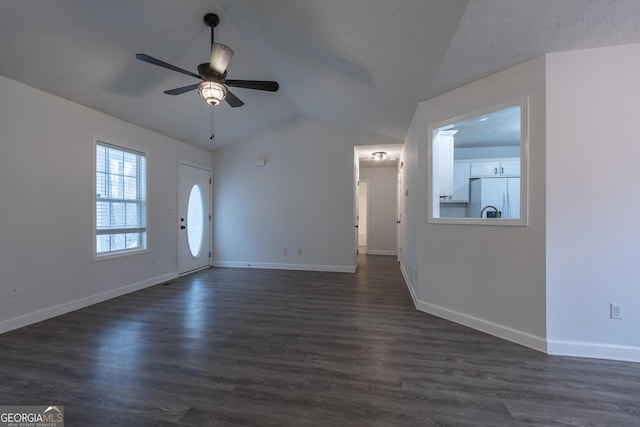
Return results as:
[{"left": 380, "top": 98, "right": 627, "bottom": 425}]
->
[
  {"left": 357, "top": 180, "right": 368, "bottom": 253},
  {"left": 397, "top": 168, "right": 402, "bottom": 261},
  {"left": 178, "top": 163, "right": 211, "bottom": 275},
  {"left": 353, "top": 157, "right": 359, "bottom": 265}
]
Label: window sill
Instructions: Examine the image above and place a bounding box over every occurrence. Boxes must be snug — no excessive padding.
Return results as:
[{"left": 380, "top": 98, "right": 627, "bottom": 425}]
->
[{"left": 93, "top": 248, "right": 149, "bottom": 262}]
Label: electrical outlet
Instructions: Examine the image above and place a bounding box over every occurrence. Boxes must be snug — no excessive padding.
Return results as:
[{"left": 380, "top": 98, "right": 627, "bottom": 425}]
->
[
  {"left": 282, "top": 248, "right": 288, "bottom": 256},
  {"left": 10, "top": 285, "right": 20, "bottom": 298},
  {"left": 297, "top": 248, "right": 303, "bottom": 255},
  {"left": 610, "top": 303, "right": 623, "bottom": 320}
]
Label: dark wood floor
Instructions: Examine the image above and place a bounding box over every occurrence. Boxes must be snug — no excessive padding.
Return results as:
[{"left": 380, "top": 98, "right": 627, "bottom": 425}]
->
[{"left": 1, "top": 256, "right": 639, "bottom": 426}]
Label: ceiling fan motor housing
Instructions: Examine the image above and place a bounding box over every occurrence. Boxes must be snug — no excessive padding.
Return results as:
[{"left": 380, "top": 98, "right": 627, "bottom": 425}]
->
[{"left": 197, "top": 63, "right": 225, "bottom": 82}]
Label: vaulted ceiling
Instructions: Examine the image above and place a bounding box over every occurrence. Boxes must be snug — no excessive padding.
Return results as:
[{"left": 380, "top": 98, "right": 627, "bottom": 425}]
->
[{"left": 1, "top": 1, "right": 639, "bottom": 152}]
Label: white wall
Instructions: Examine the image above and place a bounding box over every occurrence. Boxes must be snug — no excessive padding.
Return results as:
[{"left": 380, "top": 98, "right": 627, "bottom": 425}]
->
[
  {"left": 212, "top": 115, "right": 399, "bottom": 272},
  {"left": 359, "top": 167, "right": 397, "bottom": 255},
  {"left": 546, "top": 43, "right": 640, "bottom": 362},
  {"left": 0, "top": 75, "right": 213, "bottom": 333},
  {"left": 402, "top": 57, "right": 548, "bottom": 351}
]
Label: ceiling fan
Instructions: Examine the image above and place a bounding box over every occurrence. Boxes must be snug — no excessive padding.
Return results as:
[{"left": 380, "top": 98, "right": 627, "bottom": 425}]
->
[{"left": 135, "top": 13, "right": 279, "bottom": 108}]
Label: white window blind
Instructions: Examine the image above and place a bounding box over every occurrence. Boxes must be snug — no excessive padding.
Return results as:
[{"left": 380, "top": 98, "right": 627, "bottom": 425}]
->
[{"left": 95, "top": 142, "right": 147, "bottom": 256}]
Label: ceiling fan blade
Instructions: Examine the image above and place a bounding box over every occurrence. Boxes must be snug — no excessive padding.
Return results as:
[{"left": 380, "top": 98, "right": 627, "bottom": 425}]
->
[
  {"left": 225, "top": 90, "right": 245, "bottom": 108},
  {"left": 225, "top": 80, "right": 279, "bottom": 92},
  {"left": 135, "top": 53, "right": 201, "bottom": 80},
  {"left": 163, "top": 83, "right": 200, "bottom": 95},
  {"left": 210, "top": 43, "right": 234, "bottom": 75}
]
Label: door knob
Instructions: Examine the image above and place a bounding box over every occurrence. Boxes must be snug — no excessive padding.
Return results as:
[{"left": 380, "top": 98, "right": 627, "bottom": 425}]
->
[{"left": 180, "top": 225, "right": 186, "bottom": 230}]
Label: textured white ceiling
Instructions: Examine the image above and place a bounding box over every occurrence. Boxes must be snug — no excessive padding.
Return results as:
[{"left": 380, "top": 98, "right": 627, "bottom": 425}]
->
[
  {"left": 431, "top": 0, "right": 640, "bottom": 95},
  {"left": 1, "top": 1, "right": 639, "bottom": 152}
]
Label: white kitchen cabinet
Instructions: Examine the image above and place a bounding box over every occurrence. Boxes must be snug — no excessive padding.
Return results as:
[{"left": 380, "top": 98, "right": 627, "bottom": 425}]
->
[
  {"left": 470, "top": 161, "right": 498, "bottom": 177},
  {"left": 441, "top": 161, "right": 470, "bottom": 203},
  {"left": 500, "top": 159, "right": 520, "bottom": 176},
  {"left": 469, "top": 158, "right": 520, "bottom": 178},
  {"left": 433, "top": 130, "right": 457, "bottom": 198}
]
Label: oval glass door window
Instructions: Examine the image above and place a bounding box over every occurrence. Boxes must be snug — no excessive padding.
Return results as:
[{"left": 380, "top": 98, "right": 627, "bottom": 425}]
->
[{"left": 187, "top": 184, "right": 204, "bottom": 258}]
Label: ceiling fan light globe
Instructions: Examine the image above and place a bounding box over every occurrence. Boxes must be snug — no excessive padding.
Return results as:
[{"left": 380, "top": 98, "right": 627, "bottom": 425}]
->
[{"left": 198, "top": 81, "right": 227, "bottom": 106}]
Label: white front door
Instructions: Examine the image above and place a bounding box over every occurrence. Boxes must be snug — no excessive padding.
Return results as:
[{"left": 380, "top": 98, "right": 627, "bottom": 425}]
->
[{"left": 178, "top": 163, "right": 211, "bottom": 275}]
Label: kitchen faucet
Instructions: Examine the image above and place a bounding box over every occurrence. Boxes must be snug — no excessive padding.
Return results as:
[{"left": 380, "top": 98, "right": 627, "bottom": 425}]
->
[{"left": 480, "top": 205, "right": 500, "bottom": 218}]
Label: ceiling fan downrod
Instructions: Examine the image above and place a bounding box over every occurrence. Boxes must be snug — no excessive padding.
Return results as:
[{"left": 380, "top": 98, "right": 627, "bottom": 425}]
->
[{"left": 204, "top": 13, "right": 219, "bottom": 45}]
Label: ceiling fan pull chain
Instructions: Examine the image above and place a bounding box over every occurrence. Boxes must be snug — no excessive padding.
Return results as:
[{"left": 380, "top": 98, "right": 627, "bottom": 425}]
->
[{"left": 210, "top": 107, "right": 215, "bottom": 140}]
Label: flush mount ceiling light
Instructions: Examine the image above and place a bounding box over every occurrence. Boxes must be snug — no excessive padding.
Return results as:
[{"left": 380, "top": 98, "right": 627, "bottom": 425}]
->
[
  {"left": 371, "top": 151, "right": 388, "bottom": 161},
  {"left": 198, "top": 81, "right": 228, "bottom": 106}
]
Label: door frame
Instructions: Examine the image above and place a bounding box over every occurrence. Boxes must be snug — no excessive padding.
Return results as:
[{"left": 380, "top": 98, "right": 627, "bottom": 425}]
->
[{"left": 357, "top": 179, "right": 369, "bottom": 254}]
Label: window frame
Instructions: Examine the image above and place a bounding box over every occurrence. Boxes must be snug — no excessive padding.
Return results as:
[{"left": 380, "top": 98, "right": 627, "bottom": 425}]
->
[
  {"left": 93, "top": 136, "right": 149, "bottom": 260},
  {"left": 427, "top": 96, "right": 530, "bottom": 226}
]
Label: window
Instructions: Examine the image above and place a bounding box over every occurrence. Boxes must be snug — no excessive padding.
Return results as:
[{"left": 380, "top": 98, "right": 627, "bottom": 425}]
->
[
  {"left": 186, "top": 184, "right": 204, "bottom": 258},
  {"left": 95, "top": 141, "right": 147, "bottom": 257},
  {"left": 429, "top": 97, "right": 528, "bottom": 225}
]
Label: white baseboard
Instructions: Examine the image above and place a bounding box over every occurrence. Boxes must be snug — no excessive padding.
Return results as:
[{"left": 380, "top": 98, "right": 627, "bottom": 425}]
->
[
  {"left": 548, "top": 340, "right": 640, "bottom": 363},
  {"left": 399, "top": 262, "right": 546, "bottom": 354},
  {"left": 409, "top": 287, "right": 640, "bottom": 362},
  {"left": 367, "top": 249, "right": 397, "bottom": 256},
  {"left": 0, "top": 272, "right": 178, "bottom": 335},
  {"left": 400, "top": 261, "right": 545, "bottom": 353},
  {"left": 399, "top": 261, "right": 418, "bottom": 307},
  {"left": 212, "top": 261, "right": 356, "bottom": 273},
  {"left": 415, "top": 298, "right": 547, "bottom": 353}
]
